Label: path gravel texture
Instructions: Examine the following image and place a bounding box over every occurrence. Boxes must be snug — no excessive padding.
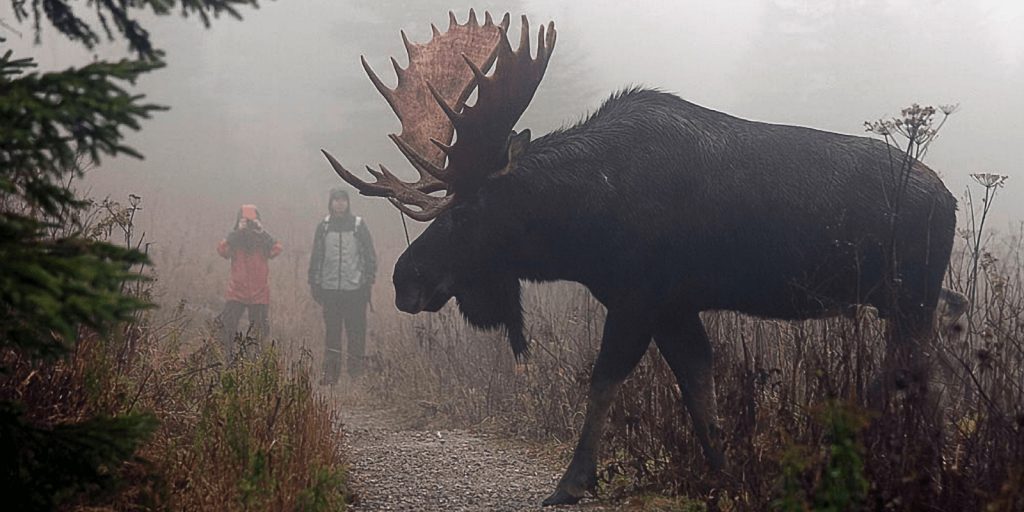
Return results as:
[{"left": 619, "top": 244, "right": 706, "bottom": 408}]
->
[{"left": 341, "top": 406, "right": 614, "bottom": 511}]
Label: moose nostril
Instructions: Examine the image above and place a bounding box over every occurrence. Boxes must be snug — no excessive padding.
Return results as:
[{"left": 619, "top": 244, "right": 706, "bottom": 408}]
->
[{"left": 394, "top": 286, "right": 426, "bottom": 314}]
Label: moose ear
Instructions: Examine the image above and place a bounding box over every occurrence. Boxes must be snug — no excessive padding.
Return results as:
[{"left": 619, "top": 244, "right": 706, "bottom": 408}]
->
[{"left": 493, "top": 129, "right": 532, "bottom": 178}]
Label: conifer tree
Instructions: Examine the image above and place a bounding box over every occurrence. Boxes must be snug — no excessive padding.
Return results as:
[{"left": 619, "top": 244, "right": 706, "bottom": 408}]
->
[{"left": 1, "top": 1, "right": 258, "bottom": 508}]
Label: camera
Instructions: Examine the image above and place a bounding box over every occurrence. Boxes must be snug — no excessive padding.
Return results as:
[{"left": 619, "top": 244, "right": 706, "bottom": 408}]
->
[
  {"left": 241, "top": 204, "right": 258, "bottom": 221},
  {"left": 240, "top": 205, "right": 260, "bottom": 230}
]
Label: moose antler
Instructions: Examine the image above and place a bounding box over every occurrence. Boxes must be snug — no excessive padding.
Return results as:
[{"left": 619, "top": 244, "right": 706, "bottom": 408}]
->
[
  {"left": 324, "top": 11, "right": 556, "bottom": 221},
  {"left": 430, "top": 15, "right": 556, "bottom": 193}
]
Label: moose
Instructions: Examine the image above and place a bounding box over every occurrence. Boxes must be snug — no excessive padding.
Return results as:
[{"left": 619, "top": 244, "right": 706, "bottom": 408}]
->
[{"left": 324, "top": 11, "right": 957, "bottom": 506}]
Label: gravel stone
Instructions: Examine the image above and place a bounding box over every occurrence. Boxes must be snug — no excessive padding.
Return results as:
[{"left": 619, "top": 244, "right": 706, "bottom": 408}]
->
[{"left": 341, "top": 406, "right": 617, "bottom": 511}]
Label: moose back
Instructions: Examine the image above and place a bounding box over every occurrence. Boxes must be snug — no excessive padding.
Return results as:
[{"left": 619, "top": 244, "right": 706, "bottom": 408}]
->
[{"left": 324, "top": 10, "right": 956, "bottom": 506}]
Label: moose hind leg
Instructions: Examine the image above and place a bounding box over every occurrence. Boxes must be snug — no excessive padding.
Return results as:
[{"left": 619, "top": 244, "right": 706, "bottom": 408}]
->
[
  {"left": 542, "top": 311, "right": 652, "bottom": 506},
  {"left": 869, "top": 302, "right": 938, "bottom": 408},
  {"left": 653, "top": 313, "right": 725, "bottom": 470}
]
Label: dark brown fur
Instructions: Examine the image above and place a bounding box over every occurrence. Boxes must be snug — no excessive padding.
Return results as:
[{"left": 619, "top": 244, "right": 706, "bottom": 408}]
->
[{"left": 391, "top": 88, "right": 957, "bottom": 505}]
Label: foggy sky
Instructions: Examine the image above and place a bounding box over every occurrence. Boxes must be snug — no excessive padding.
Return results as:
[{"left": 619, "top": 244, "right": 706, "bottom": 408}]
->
[{"left": 3, "top": 0, "right": 1022, "bottom": 270}]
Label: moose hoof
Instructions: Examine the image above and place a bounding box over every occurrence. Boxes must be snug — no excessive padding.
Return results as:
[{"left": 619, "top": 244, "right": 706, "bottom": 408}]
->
[{"left": 542, "top": 487, "right": 583, "bottom": 506}]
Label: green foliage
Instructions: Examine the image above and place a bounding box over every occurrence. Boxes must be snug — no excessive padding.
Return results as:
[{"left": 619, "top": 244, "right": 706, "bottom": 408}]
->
[
  {"left": 0, "top": 402, "right": 158, "bottom": 510},
  {"left": 0, "top": 219, "right": 153, "bottom": 357},
  {"left": 0, "top": 50, "right": 164, "bottom": 359},
  {"left": 814, "top": 402, "right": 869, "bottom": 512},
  {"left": 0, "top": 43, "right": 163, "bottom": 511},
  {"left": 188, "top": 350, "right": 349, "bottom": 510},
  {"left": 297, "top": 466, "right": 350, "bottom": 512},
  {"left": 773, "top": 445, "right": 813, "bottom": 512},
  {"left": 1, "top": 0, "right": 260, "bottom": 508},
  {"left": 0, "top": 50, "right": 165, "bottom": 202},
  {"left": 7, "top": 0, "right": 259, "bottom": 59},
  {"left": 772, "top": 401, "right": 869, "bottom": 512}
]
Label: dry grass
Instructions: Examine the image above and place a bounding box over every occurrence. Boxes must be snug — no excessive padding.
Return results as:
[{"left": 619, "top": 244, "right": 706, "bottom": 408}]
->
[
  {"left": 1, "top": 193, "right": 351, "bottom": 511},
  {"left": 1, "top": 315, "right": 351, "bottom": 511},
  {"left": 357, "top": 241, "right": 1023, "bottom": 511},
  {"left": 120, "top": 189, "right": 1023, "bottom": 510},
  {"left": 139, "top": 329, "right": 349, "bottom": 511}
]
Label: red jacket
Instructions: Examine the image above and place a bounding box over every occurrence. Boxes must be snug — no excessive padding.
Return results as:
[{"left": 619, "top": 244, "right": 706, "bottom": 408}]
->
[{"left": 218, "top": 234, "right": 283, "bottom": 305}]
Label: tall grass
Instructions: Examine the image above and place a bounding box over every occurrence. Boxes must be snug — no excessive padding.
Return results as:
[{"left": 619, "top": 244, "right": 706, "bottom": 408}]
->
[
  {"left": 144, "top": 340, "right": 350, "bottom": 511},
  {"left": 0, "top": 310, "right": 351, "bottom": 511},
  {"left": 122, "top": 157, "right": 1020, "bottom": 509},
  {"left": 0, "top": 194, "right": 351, "bottom": 510},
  {"left": 358, "top": 205, "right": 1023, "bottom": 509}
]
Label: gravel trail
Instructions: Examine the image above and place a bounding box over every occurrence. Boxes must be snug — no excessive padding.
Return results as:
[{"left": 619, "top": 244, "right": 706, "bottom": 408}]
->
[{"left": 341, "top": 406, "right": 612, "bottom": 511}]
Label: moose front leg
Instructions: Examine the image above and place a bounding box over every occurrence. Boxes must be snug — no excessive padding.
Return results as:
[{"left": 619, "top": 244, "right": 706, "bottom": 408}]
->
[
  {"left": 653, "top": 313, "right": 725, "bottom": 470},
  {"left": 542, "top": 311, "right": 651, "bottom": 506}
]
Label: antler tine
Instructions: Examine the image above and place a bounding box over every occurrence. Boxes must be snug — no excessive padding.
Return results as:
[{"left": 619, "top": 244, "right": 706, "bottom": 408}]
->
[
  {"left": 389, "top": 56, "right": 405, "bottom": 81},
  {"left": 389, "top": 133, "right": 451, "bottom": 187},
  {"left": 361, "top": 56, "right": 401, "bottom": 121},
  {"left": 518, "top": 14, "right": 530, "bottom": 58},
  {"left": 322, "top": 149, "right": 448, "bottom": 206},
  {"left": 462, "top": 54, "right": 487, "bottom": 82},
  {"left": 494, "top": 23, "right": 515, "bottom": 62},
  {"left": 431, "top": 138, "right": 452, "bottom": 154},
  {"left": 322, "top": 150, "right": 390, "bottom": 196},
  {"left": 436, "top": 15, "right": 556, "bottom": 192},
  {"left": 427, "top": 82, "right": 461, "bottom": 122},
  {"left": 390, "top": 57, "right": 405, "bottom": 85},
  {"left": 401, "top": 30, "right": 416, "bottom": 58},
  {"left": 500, "top": 13, "right": 511, "bottom": 30},
  {"left": 382, "top": 10, "right": 504, "bottom": 170},
  {"left": 334, "top": 11, "right": 510, "bottom": 221},
  {"left": 389, "top": 194, "right": 455, "bottom": 222},
  {"left": 373, "top": 164, "right": 442, "bottom": 201},
  {"left": 537, "top": 23, "right": 547, "bottom": 59},
  {"left": 541, "top": 21, "right": 556, "bottom": 59},
  {"left": 371, "top": 163, "right": 457, "bottom": 221}
]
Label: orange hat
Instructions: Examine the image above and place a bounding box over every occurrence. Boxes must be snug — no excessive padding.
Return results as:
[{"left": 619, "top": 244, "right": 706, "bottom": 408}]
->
[{"left": 240, "top": 204, "right": 259, "bottom": 220}]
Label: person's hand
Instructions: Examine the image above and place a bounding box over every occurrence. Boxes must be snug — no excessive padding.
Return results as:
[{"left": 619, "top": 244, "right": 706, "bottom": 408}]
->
[
  {"left": 237, "top": 218, "right": 248, "bottom": 230},
  {"left": 250, "top": 218, "right": 263, "bottom": 231}
]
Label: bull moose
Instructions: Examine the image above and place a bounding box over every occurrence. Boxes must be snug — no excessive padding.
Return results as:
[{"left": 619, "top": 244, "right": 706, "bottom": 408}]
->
[{"left": 323, "top": 10, "right": 957, "bottom": 506}]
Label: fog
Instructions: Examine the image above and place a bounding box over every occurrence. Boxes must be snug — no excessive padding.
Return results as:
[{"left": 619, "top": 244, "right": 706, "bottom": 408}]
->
[{"left": 4, "top": 0, "right": 1022, "bottom": 308}]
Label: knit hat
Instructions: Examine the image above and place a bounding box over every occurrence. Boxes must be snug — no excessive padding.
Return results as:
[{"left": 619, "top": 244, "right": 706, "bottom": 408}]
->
[{"left": 328, "top": 188, "right": 351, "bottom": 214}]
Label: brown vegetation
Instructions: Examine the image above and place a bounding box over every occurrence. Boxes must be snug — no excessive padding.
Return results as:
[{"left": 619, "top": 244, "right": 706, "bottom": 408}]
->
[
  {"left": 0, "top": 196, "right": 350, "bottom": 511},
  {"left": 1, "top": 322, "right": 350, "bottom": 511},
  {"left": 74, "top": 172, "right": 1021, "bottom": 510},
  {"left": 358, "top": 216, "right": 1024, "bottom": 510}
]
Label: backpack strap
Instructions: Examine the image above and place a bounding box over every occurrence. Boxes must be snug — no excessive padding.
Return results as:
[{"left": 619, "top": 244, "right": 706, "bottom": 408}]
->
[{"left": 319, "top": 216, "right": 330, "bottom": 235}]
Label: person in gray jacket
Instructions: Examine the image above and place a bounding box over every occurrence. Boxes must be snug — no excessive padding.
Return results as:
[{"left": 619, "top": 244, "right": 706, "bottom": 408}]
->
[{"left": 308, "top": 188, "right": 377, "bottom": 384}]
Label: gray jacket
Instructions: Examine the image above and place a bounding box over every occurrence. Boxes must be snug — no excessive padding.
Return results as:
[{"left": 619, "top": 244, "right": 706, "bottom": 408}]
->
[{"left": 308, "top": 214, "right": 376, "bottom": 292}]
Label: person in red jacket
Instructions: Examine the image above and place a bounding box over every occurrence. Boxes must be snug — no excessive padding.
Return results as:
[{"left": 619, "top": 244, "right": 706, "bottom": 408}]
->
[{"left": 217, "top": 204, "right": 282, "bottom": 357}]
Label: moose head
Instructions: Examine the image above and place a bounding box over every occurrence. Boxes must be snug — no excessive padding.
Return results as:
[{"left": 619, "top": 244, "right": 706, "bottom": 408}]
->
[{"left": 323, "top": 10, "right": 555, "bottom": 357}]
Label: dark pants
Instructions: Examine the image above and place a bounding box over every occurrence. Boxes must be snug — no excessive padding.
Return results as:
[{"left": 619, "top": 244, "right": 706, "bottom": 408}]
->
[
  {"left": 220, "top": 301, "right": 269, "bottom": 358},
  {"left": 321, "top": 289, "right": 368, "bottom": 383}
]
